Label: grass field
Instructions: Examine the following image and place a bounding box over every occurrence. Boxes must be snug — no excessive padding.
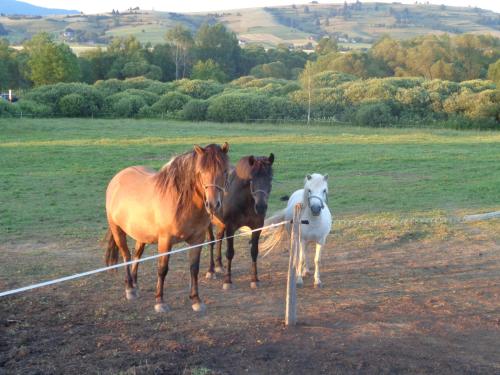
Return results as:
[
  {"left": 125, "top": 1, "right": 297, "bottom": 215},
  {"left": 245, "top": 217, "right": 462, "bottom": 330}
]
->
[
  {"left": 0, "top": 118, "right": 499, "bottom": 240},
  {"left": 1, "top": 119, "right": 499, "bottom": 374}
]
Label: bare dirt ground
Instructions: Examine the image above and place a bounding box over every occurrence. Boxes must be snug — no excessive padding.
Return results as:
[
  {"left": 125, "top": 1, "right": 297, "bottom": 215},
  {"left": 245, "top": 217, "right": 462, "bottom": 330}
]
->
[{"left": 1, "top": 220, "right": 499, "bottom": 374}]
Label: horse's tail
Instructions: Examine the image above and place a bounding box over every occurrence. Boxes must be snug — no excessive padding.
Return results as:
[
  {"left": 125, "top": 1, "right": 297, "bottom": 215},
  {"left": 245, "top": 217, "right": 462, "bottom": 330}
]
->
[
  {"left": 258, "top": 208, "right": 289, "bottom": 257},
  {"left": 104, "top": 228, "right": 119, "bottom": 266}
]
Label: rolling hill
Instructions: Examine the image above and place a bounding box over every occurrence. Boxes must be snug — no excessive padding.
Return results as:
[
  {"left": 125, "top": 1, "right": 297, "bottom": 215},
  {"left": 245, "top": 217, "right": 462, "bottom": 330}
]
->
[
  {"left": 0, "top": 2, "right": 498, "bottom": 47},
  {"left": 0, "top": 0, "right": 79, "bottom": 16}
]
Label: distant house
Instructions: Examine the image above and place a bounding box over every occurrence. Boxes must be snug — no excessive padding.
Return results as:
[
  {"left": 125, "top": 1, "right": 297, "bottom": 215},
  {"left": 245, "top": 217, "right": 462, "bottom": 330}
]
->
[{"left": 63, "top": 28, "right": 75, "bottom": 39}]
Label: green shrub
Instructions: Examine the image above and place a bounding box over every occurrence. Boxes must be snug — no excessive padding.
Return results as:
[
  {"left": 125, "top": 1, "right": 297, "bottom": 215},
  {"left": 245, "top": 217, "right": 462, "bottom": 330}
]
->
[
  {"left": 181, "top": 99, "right": 209, "bottom": 121},
  {"left": 207, "top": 93, "right": 270, "bottom": 122},
  {"left": 24, "top": 82, "right": 103, "bottom": 115},
  {"left": 0, "top": 100, "right": 19, "bottom": 117},
  {"left": 121, "top": 77, "right": 156, "bottom": 90},
  {"left": 124, "top": 89, "right": 159, "bottom": 105},
  {"left": 58, "top": 93, "right": 97, "bottom": 117},
  {"left": 137, "top": 105, "right": 156, "bottom": 118},
  {"left": 173, "top": 79, "right": 224, "bottom": 99},
  {"left": 146, "top": 81, "right": 174, "bottom": 95},
  {"left": 355, "top": 102, "right": 396, "bottom": 126},
  {"left": 15, "top": 100, "right": 52, "bottom": 117},
  {"left": 94, "top": 79, "right": 125, "bottom": 96},
  {"left": 104, "top": 92, "right": 148, "bottom": 117},
  {"left": 459, "top": 79, "right": 496, "bottom": 93},
  {"left": 312, "top": 71, "right": 358, "bottom": 88},
  {"left": 267, "top": 97, "right": 305, "bottom": 120},
  {"left": 150, "top": 92, "right": 190, "bottom": 114}
]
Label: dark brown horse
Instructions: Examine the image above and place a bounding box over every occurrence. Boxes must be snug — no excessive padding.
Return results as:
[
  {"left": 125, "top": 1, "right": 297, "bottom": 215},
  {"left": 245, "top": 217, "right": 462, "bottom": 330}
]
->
[
  {"left": 206, "top": 154, "right": 274, "bottom": 289},
  {"left": 104, "top": 143, "right": 229, "bottom": 313}
]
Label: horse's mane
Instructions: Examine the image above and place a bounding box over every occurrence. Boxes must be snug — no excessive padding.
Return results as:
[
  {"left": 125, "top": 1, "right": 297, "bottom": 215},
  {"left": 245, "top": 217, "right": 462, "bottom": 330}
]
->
[
  {"left": 155, "top": 145, "right": 228, "bottom": 213},
  {"left": 235, "top": 156, "right": 273, "bottom": 181}
]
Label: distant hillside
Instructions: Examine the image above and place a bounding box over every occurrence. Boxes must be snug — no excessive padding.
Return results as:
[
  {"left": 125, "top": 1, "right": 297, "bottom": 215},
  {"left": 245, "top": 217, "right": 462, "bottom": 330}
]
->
[
  {"left": 0, "top": 2, "right": 498, "bottom": 47},
  {"left": 0, "top": 0, "right": 79, "bottom": 16}
]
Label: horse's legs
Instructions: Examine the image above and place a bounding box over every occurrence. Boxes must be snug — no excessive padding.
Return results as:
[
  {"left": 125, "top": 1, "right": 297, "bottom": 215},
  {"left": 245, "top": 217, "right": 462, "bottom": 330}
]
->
[
  {"left": 109, "top": 224, "right": 137, "bottom": 300},
  {"left": 131, "top": 241, "right": 146, "bottom": 288},
  {"left": 249, "top": 229, "right": 261, "bottom": 288},
  {"left": 223, "top": 226, "right": 235, "bottom": 290},
  {"left": 205, "top": 226, "right": 217, "bottom": 280},
  {"left": 187, "top": 234, "right": 206, "bottom": 312},
  {"left": 154, "top": 236, "right": 172, "bottom": 313},
  {"left": 314, "top": 242, "right": 323, "bottom": 288},
  {"left": 214, "top": 226, "right": 225, "bottom": 273},
  {"left": 296, "top": 240, "right": 308, "bottom": 287}
]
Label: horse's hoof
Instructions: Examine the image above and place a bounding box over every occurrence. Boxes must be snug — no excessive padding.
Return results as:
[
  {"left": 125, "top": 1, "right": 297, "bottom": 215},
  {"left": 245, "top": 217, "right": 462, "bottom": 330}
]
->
[
  {"left": 154, "top": 303, "right": 170, "bottom": 313},
  {"left": 205, "top": 272, "right": 216, "bottom": 280},
  {"left": 222, "top": 283, "right": 232, "bottom": 290},
  {"left": 250, "top": 281, "right": 259, "bottom": 289},
  {"left": 125, "top": 288, "right": 138, "bottom": 300},
  {"left": 215, "top": 266, "right": 224, "bottom": 273},
  {"left": 296, "top": 279, "right": 304, "bottom": 288},
  {"left": 192, "top": 302, "right": 206, "bottom": 313},
  {"left": 314, "top": 281, "right": 322, "bottom": 289}
]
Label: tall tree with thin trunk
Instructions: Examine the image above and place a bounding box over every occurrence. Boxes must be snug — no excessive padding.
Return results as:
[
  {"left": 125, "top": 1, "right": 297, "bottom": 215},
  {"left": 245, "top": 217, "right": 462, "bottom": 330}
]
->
[
  {"left": 165, "top": 25, "right": 193, "bottom": 80},
  {"left": 299, "top": 61, "right": 315, "bottom": 125}
]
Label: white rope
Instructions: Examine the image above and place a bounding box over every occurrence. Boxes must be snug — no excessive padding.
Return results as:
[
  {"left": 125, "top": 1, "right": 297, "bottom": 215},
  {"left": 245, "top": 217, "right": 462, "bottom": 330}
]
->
[{"left": 0, "top": 221, "right": 288, "bottom": 298}]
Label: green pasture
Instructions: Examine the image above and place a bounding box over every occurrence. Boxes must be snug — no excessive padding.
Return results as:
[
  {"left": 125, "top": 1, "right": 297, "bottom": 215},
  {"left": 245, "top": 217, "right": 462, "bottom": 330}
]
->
[{"left": 0, "top": 118, "right": 499, "bottom": 240}]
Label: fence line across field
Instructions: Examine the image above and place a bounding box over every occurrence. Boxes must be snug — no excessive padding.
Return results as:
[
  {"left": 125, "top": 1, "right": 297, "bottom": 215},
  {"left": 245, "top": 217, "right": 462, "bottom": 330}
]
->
[
  {"left": 3, "top": 212, "right": 499, "bottom": 238},
  {"left": 0, "top": 220, "right": 288, "bottom": 298}
]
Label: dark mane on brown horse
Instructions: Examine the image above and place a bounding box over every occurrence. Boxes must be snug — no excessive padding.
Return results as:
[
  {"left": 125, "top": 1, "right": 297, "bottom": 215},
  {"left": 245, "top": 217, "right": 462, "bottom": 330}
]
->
[
  {"left": 234, "top": 155, "right": 274, "bottom": 180},
  {"left": 155, "top": 144, "right": 229, "bottom": 212}
]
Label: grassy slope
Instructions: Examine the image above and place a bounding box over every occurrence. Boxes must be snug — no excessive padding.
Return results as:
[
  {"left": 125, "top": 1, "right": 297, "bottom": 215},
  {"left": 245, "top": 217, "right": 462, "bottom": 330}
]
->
[
  {"left": 0, "top": 118, "right": 499, "bottom": 240},
  {"left": 1, "top": 3, "right": 498, "bottom": 47}
]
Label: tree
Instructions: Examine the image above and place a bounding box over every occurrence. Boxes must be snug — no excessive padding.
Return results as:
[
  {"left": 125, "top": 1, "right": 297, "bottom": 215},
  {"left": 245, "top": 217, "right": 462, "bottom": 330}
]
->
[
  {"left": 165, "top": 24, "right": 193, "bottom": 80},
  {"left": 191, "top": 59, "right": 227, "bottom": 82},
  {"left": 23, "top": 33, "right": 80, "bottom": 86},
  {"left": 299, "top": 61, "right": 315, "bottom": 125},
  {"left": 250, "top": 61, "right": 289, "bottom": 79},
  {"left": 315, "top": 37, "right": 338, "bottom": 55},
  {"left": 195, "top": 23, "right": 240, "bottom": 78},
  {"left": 488, "top": 59, "right": 500, "bottom": 84}
]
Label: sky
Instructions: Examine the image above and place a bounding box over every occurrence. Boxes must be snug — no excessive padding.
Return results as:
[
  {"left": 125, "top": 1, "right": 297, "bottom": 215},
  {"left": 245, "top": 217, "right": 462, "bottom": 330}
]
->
[{"left": 21, "top": 0, "right": 500, "bottom": 14}]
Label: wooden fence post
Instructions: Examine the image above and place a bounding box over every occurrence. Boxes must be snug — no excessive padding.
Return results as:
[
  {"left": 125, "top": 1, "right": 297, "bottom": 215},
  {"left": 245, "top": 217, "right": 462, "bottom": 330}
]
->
[{"left": 285, "top": 203, "right": 301, "bottom": 326}]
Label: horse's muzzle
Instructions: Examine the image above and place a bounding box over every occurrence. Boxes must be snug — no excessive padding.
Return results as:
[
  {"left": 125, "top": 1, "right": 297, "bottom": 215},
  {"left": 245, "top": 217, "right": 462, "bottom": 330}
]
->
[
  {"left": 310, "top": 204, "right": 322, "bottom": 216},
  {"left": 205, "top": 199, "right": 222, "bottom": 215},
  {"left": 254, "top": 203, "right": 268, "bottom": 216}
]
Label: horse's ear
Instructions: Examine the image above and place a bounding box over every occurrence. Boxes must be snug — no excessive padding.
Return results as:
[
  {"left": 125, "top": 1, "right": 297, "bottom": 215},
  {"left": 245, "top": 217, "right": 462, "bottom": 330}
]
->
[
  {"left": 324, "top": 174, "right": 328, "bottom": 181},
  {"left": 306, "top": 174, "right": 312, "bottom": 180},
  {"left": 268, "top": 153, "right": 275, "bottom": 165},
  {"left": 194, "top": 145, "right": 204, "bottom": 156},
  {"left": 248, "top": 155, "right": 255, "bottom": 166},
  {"left": 221, "top": 142, "right": 229, "bottom": 154}
]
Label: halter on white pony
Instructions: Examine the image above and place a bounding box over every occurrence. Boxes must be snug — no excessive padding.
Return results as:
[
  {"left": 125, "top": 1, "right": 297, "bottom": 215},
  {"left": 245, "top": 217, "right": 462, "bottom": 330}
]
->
[{"left": 302, "top": 173, "right": 328, "bottom": 217}]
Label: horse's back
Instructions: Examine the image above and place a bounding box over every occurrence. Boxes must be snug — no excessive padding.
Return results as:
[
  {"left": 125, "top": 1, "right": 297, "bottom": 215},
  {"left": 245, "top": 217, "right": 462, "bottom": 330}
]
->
[{"left": 106, "top": 166, "right": 157, "bottom": 205}]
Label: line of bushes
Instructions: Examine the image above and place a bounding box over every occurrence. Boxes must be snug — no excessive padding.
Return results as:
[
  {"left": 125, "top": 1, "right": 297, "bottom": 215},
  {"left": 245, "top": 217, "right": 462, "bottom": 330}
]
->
[{"left": 1, "top": 74, "right": 498, "bottom": 129}]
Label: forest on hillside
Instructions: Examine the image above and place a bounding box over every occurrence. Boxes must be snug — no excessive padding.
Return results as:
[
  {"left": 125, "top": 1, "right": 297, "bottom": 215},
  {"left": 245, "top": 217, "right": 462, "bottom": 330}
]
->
[{"left": 0, "top": 22, "right": 498, "bottom": 129}]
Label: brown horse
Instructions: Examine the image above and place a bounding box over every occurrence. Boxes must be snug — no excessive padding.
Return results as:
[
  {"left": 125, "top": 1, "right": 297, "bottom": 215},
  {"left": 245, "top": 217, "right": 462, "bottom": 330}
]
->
[
  {"left": 104, "top": 143, "right": 229, "bottom": 313},
  {"left": 206, "top": 154, "right": 274, "bottom": 289}
]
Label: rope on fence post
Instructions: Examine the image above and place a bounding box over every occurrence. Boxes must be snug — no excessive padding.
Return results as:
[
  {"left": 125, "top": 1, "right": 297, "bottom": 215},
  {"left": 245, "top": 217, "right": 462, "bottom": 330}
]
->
[{"left": 285, "top": 203, "right": 302, "bottom": 327}]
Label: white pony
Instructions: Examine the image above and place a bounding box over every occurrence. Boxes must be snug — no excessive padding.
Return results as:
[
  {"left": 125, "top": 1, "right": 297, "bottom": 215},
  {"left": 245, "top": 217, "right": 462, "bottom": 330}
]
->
[{"left": 262, "top": 173, "right": 332, "bottom": 287}]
